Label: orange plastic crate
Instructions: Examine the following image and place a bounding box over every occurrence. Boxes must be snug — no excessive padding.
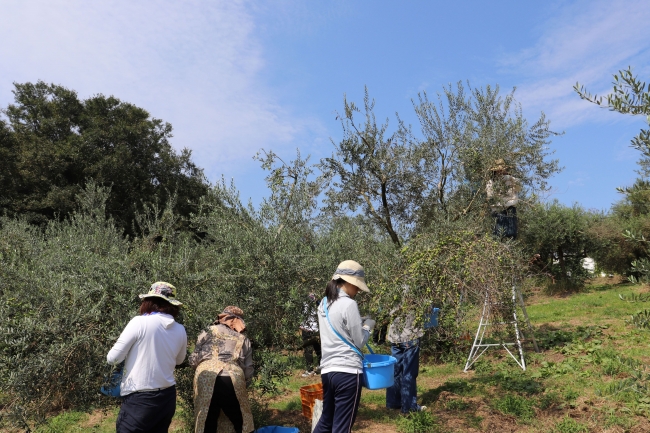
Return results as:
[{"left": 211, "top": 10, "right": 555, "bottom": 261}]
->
[{"left": 299, "top": 382, "right": 323, "bottom": 419}]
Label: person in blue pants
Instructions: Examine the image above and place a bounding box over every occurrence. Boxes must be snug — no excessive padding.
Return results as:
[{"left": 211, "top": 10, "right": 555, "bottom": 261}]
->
[{"left": 385, "top": 307, "right": 426, "bottom": 413}]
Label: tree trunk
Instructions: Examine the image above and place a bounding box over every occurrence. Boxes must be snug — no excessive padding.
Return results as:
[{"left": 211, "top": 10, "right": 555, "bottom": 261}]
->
[{"left": 380, "top": 181, "right": 401, "bottom": 247}]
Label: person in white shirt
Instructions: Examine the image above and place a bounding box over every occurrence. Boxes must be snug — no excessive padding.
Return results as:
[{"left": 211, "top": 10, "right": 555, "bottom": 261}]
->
[
  {"left": 486, "top": 159, "right": 521, "bottom": 239},
  {"left": 107, "top": 282, "right": 187, "bottom": 433}
]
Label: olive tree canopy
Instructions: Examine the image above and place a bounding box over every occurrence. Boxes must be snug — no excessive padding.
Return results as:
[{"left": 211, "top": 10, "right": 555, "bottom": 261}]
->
[{"left": 322, "top": 83, "right": 561, "bottom": 246}]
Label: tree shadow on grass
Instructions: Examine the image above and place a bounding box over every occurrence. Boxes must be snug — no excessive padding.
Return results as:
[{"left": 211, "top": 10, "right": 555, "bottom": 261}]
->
[
  {"left": 420, "top": 379, "right": 476, "bottom": 405},
  {"left": 420, "top": 371, "right": 544, "bottom": 407}
]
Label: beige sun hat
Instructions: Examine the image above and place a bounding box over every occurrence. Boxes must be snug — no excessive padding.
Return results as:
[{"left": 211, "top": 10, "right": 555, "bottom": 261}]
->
[
  {"left": 332, "top": 260, "right": 369, "bottom": 293},
  {"left": 139, "top": 281, "right": 183, "bottom": 306},
  {"left": 490, "top": 158, "right": 509, "bottom": 173}
]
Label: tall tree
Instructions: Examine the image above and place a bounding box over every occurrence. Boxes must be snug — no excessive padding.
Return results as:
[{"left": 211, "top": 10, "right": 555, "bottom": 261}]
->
[
  {"left": 321, "top": 88, "right": 420, "bottom": 247},
  {"left": 322, "top": 83, "right": 561, "bottom": 245},
  {"left": 413, "top": 82, "right": 560, "bottom": 226},
  {"left": 0, "top": 119, "right": 19, "bottom": 213},
  {"left": 1, "top": 81, "right": 209, "bottom": 232}
]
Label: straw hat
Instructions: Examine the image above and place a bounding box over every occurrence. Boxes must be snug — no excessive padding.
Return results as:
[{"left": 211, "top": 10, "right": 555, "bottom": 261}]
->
[
  {"left": 332, "top": 260, "right": 369, "bottom": 293},
  {"left": 139, "top": 281, "right": 182, "bottom": 306},
  {"left": 490, "top": 158, "right": 509, "bottom": 173}
]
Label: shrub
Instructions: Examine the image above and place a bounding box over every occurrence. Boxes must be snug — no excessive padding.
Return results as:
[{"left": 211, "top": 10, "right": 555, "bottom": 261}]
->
[
  {"left": 396, "top": 411, "right": 439, "bottom": 433},
  {"left": 0, "top": 180, "right": 400, "bottom": 429},
  {"left": 493, "top": 394, "right": 535, "bottom": 420},
  {"left": 552, "top": 417, "right": 589, "bottom": 433}
]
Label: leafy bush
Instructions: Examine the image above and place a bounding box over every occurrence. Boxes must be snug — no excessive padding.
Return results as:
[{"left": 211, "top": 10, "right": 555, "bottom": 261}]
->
[
  {"left": 536, "top": 392, "right": 562, "bottom": 410},
  {"left": 552, "top": 417, "right": 589, "bottom": 433},
  {"left": 0, "top": 178, "right": 401, "bottom": 429},
  {"left": 628, "top": 309, "right": 650, "bottom": 329},
  {"left": 492, "top": 394, "right": 535, "bottom": 420},
  {"left": 396, "top": 411, "right": 439, "bottom": 433}
]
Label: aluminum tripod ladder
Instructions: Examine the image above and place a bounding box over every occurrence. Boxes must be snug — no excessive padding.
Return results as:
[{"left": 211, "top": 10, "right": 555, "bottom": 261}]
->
[{"left": 463, "top": 284, "right": 539, "bottom": 372}]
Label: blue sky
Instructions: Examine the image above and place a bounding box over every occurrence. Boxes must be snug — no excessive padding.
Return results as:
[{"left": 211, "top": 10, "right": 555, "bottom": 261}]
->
[{"left": 1, "top": 0, "right": 649, "bottom": 211}]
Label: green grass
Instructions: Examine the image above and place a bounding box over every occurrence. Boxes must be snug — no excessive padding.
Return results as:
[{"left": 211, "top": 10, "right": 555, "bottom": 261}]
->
[
  {"left": 551, "top": 417, "right": 589, "bottom": 433},
  {"left": 527, "top": 283, "right": 644, "bottom": 326},
  {"left": 35, "top": 408, "right": 120, "bottom": 433},
  {"left": 493, "top": 394, "right": 535, "bottom": 420},
  {"left": 270, "top": 396, "right": 302, "bottom": 411}
]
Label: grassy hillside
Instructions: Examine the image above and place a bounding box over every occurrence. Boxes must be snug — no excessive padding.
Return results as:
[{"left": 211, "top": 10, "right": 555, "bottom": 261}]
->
[{"left": 29, "top": 279, "right": 650, "bottom": 432}]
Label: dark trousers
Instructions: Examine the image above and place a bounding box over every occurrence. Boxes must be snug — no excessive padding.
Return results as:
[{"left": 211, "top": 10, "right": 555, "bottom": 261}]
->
[
  {"left": 116, "top": 385, "right": 176, "bottom": 433},
  {"left": 302, "top": 330, "right": 322, "bottom": 371},
  {"left": 386, "top": 339, "right": 420, "bottom": 413},
  {"left": 372, "top": 324, "right": 388, "bottom": 344},
  {"left": 313, "top": 372, "right": 363, "bottom": 433},
  {"left": 204, "top": 375, "right": 247, "bottom": 433},
  {"left": 492, "top": 206, "right": 518, "bottom": 239}
]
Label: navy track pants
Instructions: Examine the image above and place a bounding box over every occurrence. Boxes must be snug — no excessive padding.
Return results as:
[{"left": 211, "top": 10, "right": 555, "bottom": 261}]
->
[
  {"left": 116, "top": 386, "right": 176, "bottom": 433},
  {"left": 313, "top": 372, "right": 362, "bottom": 433}
]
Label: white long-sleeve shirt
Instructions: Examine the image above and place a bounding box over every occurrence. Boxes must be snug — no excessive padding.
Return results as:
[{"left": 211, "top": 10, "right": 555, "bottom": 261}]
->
[
  {"left": 318, "top": 292, "right": 370, "bottom": 375},
  {"left": 107, "top": 313, "right": 187, "bottom": 396}
]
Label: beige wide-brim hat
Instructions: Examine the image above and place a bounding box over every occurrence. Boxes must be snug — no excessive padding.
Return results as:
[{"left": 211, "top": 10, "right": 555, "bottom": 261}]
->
[
  {"left": 332, "top": 260, "right": 370, "bottom": 293},
  {"left": 490, "top": 158, "right": 509, "bottom": 173}
]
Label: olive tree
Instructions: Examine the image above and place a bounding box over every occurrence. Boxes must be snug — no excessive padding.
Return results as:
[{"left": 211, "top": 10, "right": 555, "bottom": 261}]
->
[
  {"left": 414, "top": 83, "right": 560, "bottom": 226},
  {"left": 322, "top": 83, "right": 561, "bottom": 246},
  {"left": 321, "top": 88, "right": 421, "bottom": 247},
  {"left": 575, "top": 68, "right": 650, "bottom": 281},
  {"left": 575, "top": 67, "right": 650, "bottom": 174},
  {"left": 519, "top": 201, "right": 600, "bottom": 289}
]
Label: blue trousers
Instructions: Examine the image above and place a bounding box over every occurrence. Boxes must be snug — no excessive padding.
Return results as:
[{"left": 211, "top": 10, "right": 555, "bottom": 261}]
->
[
  {"left": 313, "top": 372, "right": 363, "bottom": 433},
  {"left": 386, "top": 339, "right": 420, "bottom": 413}
]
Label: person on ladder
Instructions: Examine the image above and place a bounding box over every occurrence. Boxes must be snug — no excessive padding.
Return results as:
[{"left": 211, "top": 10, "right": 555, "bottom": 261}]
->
[{"left": 486, "top": 158, "right": 521, "bottom": 239}]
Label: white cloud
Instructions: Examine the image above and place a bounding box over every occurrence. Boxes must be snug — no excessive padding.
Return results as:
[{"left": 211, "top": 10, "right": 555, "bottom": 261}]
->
[
  {"left": 0, "top": 0, "right": 312, "bottom": 179},
  {"left": 503, "top": 0, "right": 650, "bottom": 128}
]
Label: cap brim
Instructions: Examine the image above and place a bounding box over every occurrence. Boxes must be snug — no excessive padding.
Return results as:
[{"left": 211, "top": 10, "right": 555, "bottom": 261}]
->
[
  {"left": 139, "top": 293, "right": 183, "bottom": 306},
  {"left": 335, "top": 275, "right": 370, "bottom": 293}
]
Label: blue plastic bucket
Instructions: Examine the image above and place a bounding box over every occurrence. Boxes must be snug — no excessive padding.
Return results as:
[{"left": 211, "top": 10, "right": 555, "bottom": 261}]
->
[
  {"left": 424, "top": 307, "right": 440, "bottom": 329},
  {"left": 362, "top": 354, "right": 397, "bottom": 389},
  {"left": 254, "top": 427, "right": 299, "bottom": 433},
  {"left": 100, "top": 365, "right": 123, "bottom": 398}
]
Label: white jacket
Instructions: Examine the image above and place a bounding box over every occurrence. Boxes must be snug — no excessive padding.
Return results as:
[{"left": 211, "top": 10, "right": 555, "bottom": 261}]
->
[{"left": 107, "top": 313, "right": 187, "bottom": 396}]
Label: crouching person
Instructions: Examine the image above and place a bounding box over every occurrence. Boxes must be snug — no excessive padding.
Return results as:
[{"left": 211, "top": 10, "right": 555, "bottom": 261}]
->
[
  {"left": 107, "top": 282, "right": 188, "bottom": 433},
  {"left": 190, "top": 306, "right": 254, "bottom": 433}
]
